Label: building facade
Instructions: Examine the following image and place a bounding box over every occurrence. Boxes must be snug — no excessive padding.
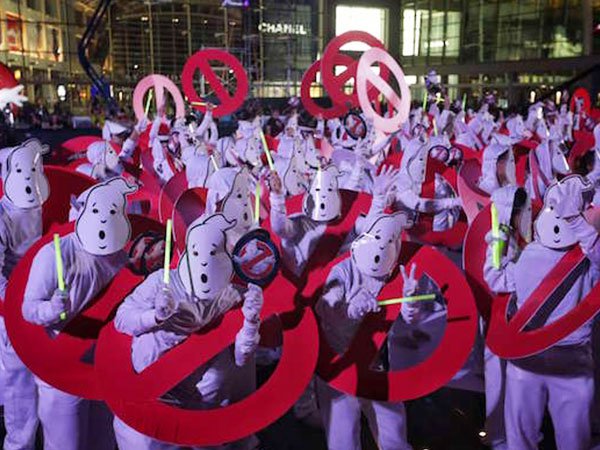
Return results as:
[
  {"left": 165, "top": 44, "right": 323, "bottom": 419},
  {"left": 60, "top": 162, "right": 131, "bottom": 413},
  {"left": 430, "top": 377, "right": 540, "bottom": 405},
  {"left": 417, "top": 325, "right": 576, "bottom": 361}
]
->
[
  {"left": 1, "top": 0, "right": 598, "bottom": 110},
  {"left": 0, "top": 0, "right": 99, "bottom": 109},
  {"left": 325, "top": 0, "right": 600, "bottom": 106}
]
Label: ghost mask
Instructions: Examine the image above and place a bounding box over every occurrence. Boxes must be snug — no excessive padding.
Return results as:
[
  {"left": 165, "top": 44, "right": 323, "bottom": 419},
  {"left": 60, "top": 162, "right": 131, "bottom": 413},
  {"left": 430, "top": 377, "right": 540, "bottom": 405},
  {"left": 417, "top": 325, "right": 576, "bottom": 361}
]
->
[
  {"left": 534, "top": 176, "right": 593, "bottom": 249},
  {"left": 0, "top": 139, "right": 50, "bottom": 209},
  {"left": 479, "top": 144, "right": 516, "bottom": 195},
  {"left": 491, "top": 186, "right": 532, "bottom": 243},
  {"left": 177, "top": 214, "right": 236, "bottom": 300},
  {"left": 303, "top": 165, "right": 342, "bottom": 222},
  {"left": 74, "top": 178, "right": 137, "bottom": 255},
  {"left": 351, "top": 212, "right": 412, "bottom": 278},
  {"left": 401, "top": 138, "right": 428, "bottom": 193},
  {"left": 219, "top": 168, "right": 255, "bottom": 237},
  {"left": 281, "top": 150, "right": 307, "bottom": 196},
  {"left": 548, "top": 129, "right": 570, "bottom": 176}
]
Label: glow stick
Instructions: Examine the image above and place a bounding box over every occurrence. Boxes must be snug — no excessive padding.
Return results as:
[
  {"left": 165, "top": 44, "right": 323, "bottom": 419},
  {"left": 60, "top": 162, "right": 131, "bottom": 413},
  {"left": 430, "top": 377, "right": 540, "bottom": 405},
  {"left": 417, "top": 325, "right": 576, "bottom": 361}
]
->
[
  {"left": 433, "top": 120, "right": 438, "bottom": 136},
  {"left": 163, "top": 219, "right": 173, "bottom": 285},
  {"left": 191, "top": 101, "right": 206, "bottom": 107},
  {"left": 491, "top": 203, "right": 504, "bottom": 269},
  {"left": 422, "top": 90, "right": 427, "bottom": 110},
  {"left": 254, "top": 182, "right": 261, "bottom": 224},
  {"left": 145, "top": 89, "right": 153, "bottom": 116},
  {"left": 260, "top": 131, "right": 275, "bottom": 171},
  {"left": 378, "top": 294, "right": 436, "bottom": 307},
  {"left": 462, "top": 94, "right": 467, "bottom": 111},
  {"left": 53, "top": 234, "right": 67, "bottom": 321}
]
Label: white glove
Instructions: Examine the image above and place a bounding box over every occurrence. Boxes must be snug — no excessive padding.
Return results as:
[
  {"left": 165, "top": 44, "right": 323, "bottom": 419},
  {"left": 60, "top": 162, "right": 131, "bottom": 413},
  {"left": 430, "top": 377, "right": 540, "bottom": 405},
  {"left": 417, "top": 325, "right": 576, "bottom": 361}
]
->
[
  {"left": 400, "top": 264, "right": 418, "bottom": 296},
  {"left": 155, "top": 286, "right": 176, "bottom": 322},
  {"left": 400, "top": 264, "right": 424, "bottom": 324},
  {"left": 241, "top": 284, "right": 263, "bottom": 323},
  {"left": 484, "top": 229, "right": 508, "bottom": 246},
  {"left": 49, "top": 289, "right": 70, "bottom": 322},
  {"left": 440, "top": 197, "right": 462, "bottom": 210},
  {"left": 347, "top": 289, "right": 379, "bottom": 319},
  {"left": 0, "top": 85, "right": 28, "bottom": 108},
  {"left": 373, "top": 165, "right": 400, "bottom": 199},
  {"left": 135, "top": 117, "right": 149, "bottom": 133},
  {"left": 550, "top": 181, "right": 584, "bottom": 219}
]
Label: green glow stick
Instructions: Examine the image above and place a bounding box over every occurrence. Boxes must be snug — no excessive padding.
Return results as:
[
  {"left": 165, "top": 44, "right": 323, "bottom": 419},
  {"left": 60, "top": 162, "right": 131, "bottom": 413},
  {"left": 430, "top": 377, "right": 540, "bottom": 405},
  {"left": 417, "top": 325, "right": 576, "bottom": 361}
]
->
[
  {"left": 254, "top": 183, "right": 261, "bottom": 224},
  {"left": 163, "top": 219, "right": 173, "bottom": 285},
  {"left": 378, "top": 294, "right": 436, "bottom": 307},
  {"left": 53, "top": 234, "right": 67, "bottom": 321},
  {"left": 422, "top": 90, "right": 427, "bottom": 110},
  {"left": 462, "top": 93, "right": 467, "bottom": 111},
  {"left": 491, "top": 203, "right": 505, "bottom": 269},
  {"left": 433, "top": 119, "right": 438, "bottom": 136},
  {"left": 145, "top": 89, "right": 154, "bottom": 116},
  {"left": 260, "top": 131, "right": 275, "bottom": 171}
]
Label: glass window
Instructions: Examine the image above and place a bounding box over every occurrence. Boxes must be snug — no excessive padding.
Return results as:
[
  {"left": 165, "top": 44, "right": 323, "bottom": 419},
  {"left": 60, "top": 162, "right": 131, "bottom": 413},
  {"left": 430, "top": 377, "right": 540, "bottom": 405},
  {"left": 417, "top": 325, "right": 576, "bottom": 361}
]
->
[{"left": 335, "top": 5, "right": 388, "bottom": 50}]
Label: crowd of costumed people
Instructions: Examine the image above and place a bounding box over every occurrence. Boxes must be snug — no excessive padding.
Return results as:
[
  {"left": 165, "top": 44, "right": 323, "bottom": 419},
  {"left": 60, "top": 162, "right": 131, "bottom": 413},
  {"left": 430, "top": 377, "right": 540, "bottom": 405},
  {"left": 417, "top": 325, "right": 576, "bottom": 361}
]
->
[{"left": 0, "top": 32, "right": 599, "bottom": 450}]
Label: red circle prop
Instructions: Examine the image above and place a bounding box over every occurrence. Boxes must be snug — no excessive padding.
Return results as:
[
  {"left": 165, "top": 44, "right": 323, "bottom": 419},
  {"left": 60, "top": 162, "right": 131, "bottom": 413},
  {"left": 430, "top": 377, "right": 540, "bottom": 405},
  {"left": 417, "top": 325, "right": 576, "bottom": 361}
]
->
[
  {"left": 300, "top": 57, "right": 351, "bottom": 120},
  {"left": 42, "top": 166, "right": 96, "bottom": 232},
  {"left": 4, "top": 215, "right": 164, "bottom": 399},
  {"left": 317, "top": 245, "right": 478, "bottom": 401},
  {"left": 95, "top": 273, "right": 318, "bottom": 446},
  {"left": 59, "top": 136, "right": 103, "bottom": 155},
  {"left": 463, "top": 204, "right": 600, "bottom": 358},
  {"left": 485, "top": 244, "right": 600, "bottom": 358},
  {"left": 321, "top": 31, "right": 388, "bottom": 108},
  {"left": 133, "top": 74, "right": 185, "bottom": 122},
  {"left": 457, "top": 159, "right": 490, "bottom": 225},
  {"left": 356, "top": 47, "right": 410, "bottom": 133},
  {"left": 181, "top": 49, "right": 249, "bottom": 118},
  {"left": 172, "top": 187, "right": 208, "bottom": 254},
  {"left": 462, "top": 203, "right": 496, "bottom": 321},
  {"left": 158, "top": 171, "right": 187, "bottom": 224}
]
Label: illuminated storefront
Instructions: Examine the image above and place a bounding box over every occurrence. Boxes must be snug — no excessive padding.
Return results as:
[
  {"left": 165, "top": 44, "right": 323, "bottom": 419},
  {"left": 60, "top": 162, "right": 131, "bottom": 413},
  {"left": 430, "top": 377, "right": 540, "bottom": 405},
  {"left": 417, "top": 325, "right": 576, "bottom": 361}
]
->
[{"left": 327, "top": 0, "right": 599, "bottom": 105}]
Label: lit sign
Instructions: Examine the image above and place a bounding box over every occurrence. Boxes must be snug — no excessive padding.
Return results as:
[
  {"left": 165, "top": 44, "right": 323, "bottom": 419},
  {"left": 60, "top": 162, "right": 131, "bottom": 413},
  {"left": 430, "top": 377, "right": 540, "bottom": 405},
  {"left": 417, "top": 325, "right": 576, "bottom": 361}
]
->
[{"left": 258, "top": 22, "right": 309, "bottom": 36}]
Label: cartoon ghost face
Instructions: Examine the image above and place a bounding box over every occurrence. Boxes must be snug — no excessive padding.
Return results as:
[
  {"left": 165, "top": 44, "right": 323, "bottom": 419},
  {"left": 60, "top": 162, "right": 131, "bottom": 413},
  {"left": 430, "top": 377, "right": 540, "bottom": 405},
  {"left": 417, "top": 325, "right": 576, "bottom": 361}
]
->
[
  {"left": 75, "top": 178, "right": 136, "bottom": 255},
  {"left": 533, "top": 177, "right": 589, "bottom": 249},
  {"left": 303, "top": 166, "right": 342, "bottom": 222},
  {"left": 549, "top": 140, "right": 570, "bottom": 176},
  {"left": 351, "top": 213, "right": 410, "bottom": 278},
  {"left": 177, "top": 214, "right": 235, "bottom": 300},
  {"left": 2, "top": 139, "right": 50, "bottom": 209},
  {"left": 220, "top": 169, "right": 255, "bottom": 235},
  {"left": 282, "top": 150, "right": 307, "bottom": 196}
]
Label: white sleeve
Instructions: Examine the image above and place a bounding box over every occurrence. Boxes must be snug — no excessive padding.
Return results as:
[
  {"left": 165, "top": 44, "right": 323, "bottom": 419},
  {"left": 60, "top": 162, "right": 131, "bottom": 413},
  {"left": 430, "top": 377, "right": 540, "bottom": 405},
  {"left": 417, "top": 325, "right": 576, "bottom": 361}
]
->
[
  {"left": 269, "top": 192, "right": 299, "bottom": 240},
  {"left": 114, "top": 272, "right": 162, "bottom": 336},
  {"left": 483, "top": 240, "right": 517, "bottom": 294}
]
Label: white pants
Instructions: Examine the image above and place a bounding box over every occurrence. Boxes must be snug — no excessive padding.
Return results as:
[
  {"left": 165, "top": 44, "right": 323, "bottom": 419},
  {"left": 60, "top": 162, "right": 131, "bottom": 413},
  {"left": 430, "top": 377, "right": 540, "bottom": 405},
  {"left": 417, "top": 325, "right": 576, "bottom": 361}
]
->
[
  {"left": 114, "top": 416, "right": 258, "bottom": 450},
  {"left": 505, "top": 350, "right": 593, "bottom": 450},
  {"left": 35, "top": 378, "right": 115, "bottom": 450},
  {"left": 0, "top": 318, "right": 38, "bottom": 450},
  {"left": 315, "top": 377, "right": 411, "bottom": 450},
  {"left": 484, "top": 346, "right": 507, "bottom": 450}
]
